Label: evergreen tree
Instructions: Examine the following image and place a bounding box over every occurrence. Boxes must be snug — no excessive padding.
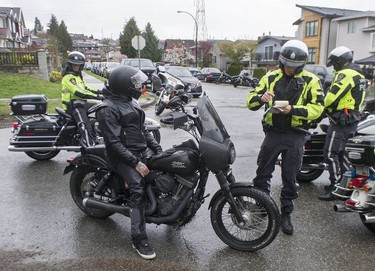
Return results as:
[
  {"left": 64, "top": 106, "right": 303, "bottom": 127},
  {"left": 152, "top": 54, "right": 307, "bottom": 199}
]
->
[
  {"left": 141, "top": 23, "right": 162, "bottom": 62},
  {"left": 33, "top": 17, "right": 43, "bottom": 35},
  {"left": 58, "top": 20, "right": 73, "bottom": 54},
  {"left": 47, "top": 14, "right": 59, "bottom": 37},
  {"left": 119, "top": 17, "right": 140, "bottom": 58}
]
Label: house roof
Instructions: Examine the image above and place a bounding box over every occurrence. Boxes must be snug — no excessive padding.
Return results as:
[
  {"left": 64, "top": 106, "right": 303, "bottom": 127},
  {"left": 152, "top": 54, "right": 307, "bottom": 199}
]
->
[
  {"left": 362, "top": 25, "right": 375, "bottom": 32},
  {"left": 164, "top": 39, "right": 195, "bottom": 50},
  {"left": 355, "top": 54, "right": 375, "bottom": 65},
  {"left": 257, "top": 35, "right": 294, "bottom": 44},
  {"left": 293, "top": 5, "right": 363, "bottom": 25},
  {"left": 333, "top": 11, "right": 375, "bottom": 21}
]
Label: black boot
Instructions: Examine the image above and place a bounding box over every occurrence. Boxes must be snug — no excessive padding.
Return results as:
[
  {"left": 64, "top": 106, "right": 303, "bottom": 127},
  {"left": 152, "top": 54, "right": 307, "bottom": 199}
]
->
[
  {"left": 130, "top": 208, "right": 155, "bottom": 260},
  {"left": 319, "top": 191, "right": 335, "bottom": 201},
  {"left": 281, "top": 214, "right": 293, "bottom": 235}
]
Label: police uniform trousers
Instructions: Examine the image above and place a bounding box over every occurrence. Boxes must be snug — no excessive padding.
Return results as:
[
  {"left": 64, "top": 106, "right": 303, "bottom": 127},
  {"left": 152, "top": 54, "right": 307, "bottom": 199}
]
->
[
  {"left": 323, "top": 123, "right": 357, "bottom": 184},
  {"left": 253, "top": 129, "right": 305, "bottom": 215},
  {"left": 67, "top": 101, "right": 96, "bottom": 144}
]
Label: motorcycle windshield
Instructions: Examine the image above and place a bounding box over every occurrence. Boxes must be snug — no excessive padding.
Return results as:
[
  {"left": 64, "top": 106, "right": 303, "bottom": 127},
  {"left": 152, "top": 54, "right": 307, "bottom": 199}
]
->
[{"left": 197, "top": 96, "right": 230, "bottom": 142}]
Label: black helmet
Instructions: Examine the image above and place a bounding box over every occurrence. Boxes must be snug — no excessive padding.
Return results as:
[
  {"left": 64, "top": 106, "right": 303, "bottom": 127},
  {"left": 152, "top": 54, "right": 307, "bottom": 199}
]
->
[
  {"left": 108, "top": 65, "right": 148, "bottom": 99},
  {"left": 279, "top": 40, "right": 308, "bottom": 74},
  {"left": 327, "top": 46, "right": 353, "bottom": 71}
]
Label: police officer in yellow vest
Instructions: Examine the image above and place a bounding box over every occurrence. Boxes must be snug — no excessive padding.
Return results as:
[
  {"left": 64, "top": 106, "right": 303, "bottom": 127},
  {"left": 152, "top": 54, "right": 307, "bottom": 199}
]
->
[
  {"left": 246, "top": 40, "right": 324, "bottom": 235},
  {"left": 61, "top": 51, "right": 102, "bottom": 146},
  {"left": 319, "top": 46, "right": 366, "bottom": 201}
]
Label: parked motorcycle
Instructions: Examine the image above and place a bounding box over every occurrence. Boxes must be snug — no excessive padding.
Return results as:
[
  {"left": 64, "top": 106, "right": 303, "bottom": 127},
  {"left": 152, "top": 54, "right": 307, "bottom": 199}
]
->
[
  {"left": 233, "top": 71, "right": 259, "bottom": 88},
  {"left": 215, "top": 71, "right": 232, "bottom": 84},
  {"left": 294, "top": 114, "right": 375, "bottom": 182},
  {"left": 154, "top": 70, "right": 192, "bottom": 116},
  {"left": 8, "top": 94, "right": 161, "bottom": 161},
  {"left": 65, "top": 93, "right": 281, "bottom": 252},
  {"left": 332, "top": 135, "right": 375, "bottom": 234}
]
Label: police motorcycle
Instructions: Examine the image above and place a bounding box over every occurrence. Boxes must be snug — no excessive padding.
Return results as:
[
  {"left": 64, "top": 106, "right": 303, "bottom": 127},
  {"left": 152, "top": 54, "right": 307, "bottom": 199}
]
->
[
  {"left": 65, "top": 93, "right": 281, "bottom": 252},
  {"left": 153, "top": 66, "right": 192, "bottom": 116},
  {"left": 294, "top": 108, "right": 375, "bottom": 183},
  {"left": 332, "top": 135, "right": 375, "bottom": 234},
  {"left": 8, "top": 93, "right": 161, "bottom": 161},
  {"left": 233, "top": 70, "right": 259, "bottom": 88}
]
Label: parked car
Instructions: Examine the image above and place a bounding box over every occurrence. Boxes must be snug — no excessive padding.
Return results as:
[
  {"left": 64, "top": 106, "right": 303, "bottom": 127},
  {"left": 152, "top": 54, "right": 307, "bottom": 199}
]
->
[
  {"left": 166, "top": 66, "right": 202, "bottom": 98},
  {"left": 304, "top": 64, "right": 334, "bottom": 91},
  {"left": 121, "top": 58, "right": 156, "bottom": 85},
  {"left": 196, "top": 67, "right": 221, "bottom": 82},
  {"left": 188, "top": 67, "right": 202, "bottom": 78},
  {"left": 102, "top": 62, "right": 120, "bottom": 78}
]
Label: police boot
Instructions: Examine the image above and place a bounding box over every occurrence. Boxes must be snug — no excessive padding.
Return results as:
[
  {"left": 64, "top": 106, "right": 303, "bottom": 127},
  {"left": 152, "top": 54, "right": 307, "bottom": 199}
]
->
[
  {"left": 130, "top": 208, "right": 155, "bottom": 260},
  {"left": 281, "top": 214, "right": 293, "bottom": 235},
  {"left": 319, "top": 183, "right": 336, "bottom": 201}
]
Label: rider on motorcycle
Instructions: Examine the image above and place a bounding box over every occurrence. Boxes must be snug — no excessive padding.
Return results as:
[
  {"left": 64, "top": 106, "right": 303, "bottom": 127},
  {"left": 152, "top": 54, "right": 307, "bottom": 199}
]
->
[
  {"left": 61, "top": 51, "right": 102, "bottom": 146},
  {"left": 96, "top": 65, "right": 162, "bottom": 260},
  {"left": 319, "top": 46, "right": 367, "bottom": 201}
]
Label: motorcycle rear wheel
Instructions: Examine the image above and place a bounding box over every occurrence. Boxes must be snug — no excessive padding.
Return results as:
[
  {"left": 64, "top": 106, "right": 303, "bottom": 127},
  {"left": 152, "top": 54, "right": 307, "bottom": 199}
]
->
[
  {"left": 210, "top": 186, "right": 280, "bottom": 252},
  {"left": 155, "top": 100, "right": 166, "bottom": 116},
  {"left": 70, "top": 167, "right": 114, "bottom": 219},
  {"left": 25, "top": 150, "right": 60, "bottom": 161},
  {"left": 297, "top": 168, "right": 324, "bottom": 182}
]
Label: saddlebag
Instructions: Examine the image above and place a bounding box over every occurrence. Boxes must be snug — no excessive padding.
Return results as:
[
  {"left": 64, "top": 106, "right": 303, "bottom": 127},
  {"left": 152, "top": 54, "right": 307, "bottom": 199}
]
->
[
  {"left": 10, "top": 116, "right": 60, "bottom": 147},
  {"left": 345, "top": 135, "right": 375, "bottom": 166},
  {"left": 10, "top": 94, "right": 48, "bottom": 115}
]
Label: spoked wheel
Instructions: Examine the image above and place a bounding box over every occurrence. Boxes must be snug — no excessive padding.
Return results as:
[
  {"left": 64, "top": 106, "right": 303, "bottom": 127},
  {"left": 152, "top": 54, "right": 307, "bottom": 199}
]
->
[
  {"left": 70, "top": 166, "right": 114, "bottom": 219},
  {"left": 210, "top": 186, "right": 280, "bottom": 252},
  {"left": 25, "top": 150, "right": 60, "bottom": 161},
  {"left": 296, "top": 168, "right": 324, "bottom": 182},
  {"left": 155, "top": 100, "right": 166, "bottom": 115}
]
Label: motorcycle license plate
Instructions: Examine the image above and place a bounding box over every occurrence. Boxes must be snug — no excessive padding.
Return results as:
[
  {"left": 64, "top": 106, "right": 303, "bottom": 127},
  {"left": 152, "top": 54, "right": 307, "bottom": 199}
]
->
[{"left": 356, "top": 166, "right": 369, "bottom": 176}]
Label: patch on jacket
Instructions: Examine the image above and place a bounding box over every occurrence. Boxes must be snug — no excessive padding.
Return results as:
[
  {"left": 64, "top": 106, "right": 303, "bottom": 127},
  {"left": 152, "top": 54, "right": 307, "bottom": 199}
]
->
[
  {"left": 70, "top": 78, "right": 77, "bottom": 85},
  {"left": 336, "top": 73, "right": 346, "bottom": 83}
]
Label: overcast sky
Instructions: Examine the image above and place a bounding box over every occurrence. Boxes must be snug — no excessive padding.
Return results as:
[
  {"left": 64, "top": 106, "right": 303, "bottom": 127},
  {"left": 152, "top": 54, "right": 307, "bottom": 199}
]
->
[{"left": 3, "top": 0, "right": 375, "bottom": 41}]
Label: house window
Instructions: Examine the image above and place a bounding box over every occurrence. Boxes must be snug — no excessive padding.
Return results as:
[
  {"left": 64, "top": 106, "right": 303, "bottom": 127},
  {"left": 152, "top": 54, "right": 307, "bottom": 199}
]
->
[
  {"left": 265, "top": 46, "right": 273, "bottom": 60},
  {"left": 308, "top": 48, "right": 316, "bottom": 63},
  {"left": 347, "top": 21, "right": 356, "bottom": 33},
  {"left": 371, "top": 33, "right": 375, "bottom": 51},
  {"left": 306, "top": 21, "right": 318, "bottom": 37}
]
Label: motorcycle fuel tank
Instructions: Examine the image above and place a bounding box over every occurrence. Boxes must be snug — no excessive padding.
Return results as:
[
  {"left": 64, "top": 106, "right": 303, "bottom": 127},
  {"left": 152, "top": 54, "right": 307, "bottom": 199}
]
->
[{"left": 149, "top": 149, "right": 199, "bottom": 176}]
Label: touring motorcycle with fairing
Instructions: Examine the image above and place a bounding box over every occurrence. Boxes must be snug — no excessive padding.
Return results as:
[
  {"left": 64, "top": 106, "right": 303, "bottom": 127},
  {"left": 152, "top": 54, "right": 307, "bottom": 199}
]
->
[{"left": 65, "top": 94, "right": 281, "bottom": 252}]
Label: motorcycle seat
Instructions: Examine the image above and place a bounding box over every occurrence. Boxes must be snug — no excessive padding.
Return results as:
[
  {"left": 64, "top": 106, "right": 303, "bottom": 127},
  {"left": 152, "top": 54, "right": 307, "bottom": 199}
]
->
[{"left": 55, "top": 107, "right": 72, "bottom": 119}]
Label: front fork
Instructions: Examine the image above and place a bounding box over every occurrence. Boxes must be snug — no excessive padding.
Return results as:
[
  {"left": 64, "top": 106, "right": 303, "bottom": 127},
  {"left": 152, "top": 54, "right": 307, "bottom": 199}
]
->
[{"left": 215, "top": 170, "right": 245, "bottom": 225}]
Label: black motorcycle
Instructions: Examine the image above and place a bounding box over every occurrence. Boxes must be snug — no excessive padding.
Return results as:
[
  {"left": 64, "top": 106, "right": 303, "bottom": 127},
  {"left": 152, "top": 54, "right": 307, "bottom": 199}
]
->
[
  {"left": 8, "top": 94, "right": 161, "bottom": 161},
  {"left": 233, "top": 71, "right": 259, "bottom": 88},
  {"left": 65, "top": 93, "right": 280, "bottom": 252},
  {"left": 215, "top": 71, "right": 232, "bottom": 84}
]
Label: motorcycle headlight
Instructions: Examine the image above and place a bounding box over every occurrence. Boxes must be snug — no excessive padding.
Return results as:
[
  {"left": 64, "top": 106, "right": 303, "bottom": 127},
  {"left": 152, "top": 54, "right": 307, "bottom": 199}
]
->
[
  {"left": 229, "top": 145, "right": 236, "bottom": 164},
  {"left": 195, "top": 81, "right": 202, "bottom": 87}
]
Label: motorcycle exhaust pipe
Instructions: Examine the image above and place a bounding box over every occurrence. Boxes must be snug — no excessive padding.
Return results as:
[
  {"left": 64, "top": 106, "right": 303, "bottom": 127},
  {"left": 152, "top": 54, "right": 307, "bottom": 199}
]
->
[
  {"left": 360, "top": 214, "right": 375, "bottom": 223},
  {"left": 83, "top": 198, "right": 131, "bottom": 216},
  {"left": 333, "top": 204, "right": 350, "bottom": 212}
]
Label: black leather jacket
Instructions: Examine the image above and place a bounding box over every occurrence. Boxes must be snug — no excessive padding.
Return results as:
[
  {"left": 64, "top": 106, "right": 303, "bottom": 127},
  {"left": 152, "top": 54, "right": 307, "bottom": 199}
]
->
[{"left": 96, "top": 90, "right": 161, "bottom": 168}]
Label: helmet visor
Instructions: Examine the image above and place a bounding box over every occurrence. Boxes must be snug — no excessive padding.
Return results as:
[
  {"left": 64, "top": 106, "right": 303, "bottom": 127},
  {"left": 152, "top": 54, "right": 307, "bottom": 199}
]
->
[{"left": 131, "top": 70, "right": 148, "bottom": 88}]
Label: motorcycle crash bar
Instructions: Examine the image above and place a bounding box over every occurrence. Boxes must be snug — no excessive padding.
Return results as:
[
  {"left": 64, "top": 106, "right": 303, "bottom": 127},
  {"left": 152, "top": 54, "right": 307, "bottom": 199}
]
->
[{"left": 8, "top": 145, "right": 81, "bottom": 152}]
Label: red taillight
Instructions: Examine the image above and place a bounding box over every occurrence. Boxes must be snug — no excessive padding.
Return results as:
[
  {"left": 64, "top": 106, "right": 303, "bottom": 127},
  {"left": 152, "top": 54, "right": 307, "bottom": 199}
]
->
[
  {"left": 345, "top": 199, "right": 356, "bottom": 206},
  {"left": 12, "top": 122, "right": 19, "bottom": 129},
  {"left": 351, "top": 177, "right": 367, "bottom": 188},
  {"left": 67, "top": 157, "right": 74, "bottom": 163},
  {"left": 207, "top": 74, "right": 213, "bottom": 77}
]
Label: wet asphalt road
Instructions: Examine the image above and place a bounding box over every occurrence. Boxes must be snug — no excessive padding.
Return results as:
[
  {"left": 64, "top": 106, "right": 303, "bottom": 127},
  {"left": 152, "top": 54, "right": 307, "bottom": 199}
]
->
[{"left": 1, "top": 81, "right": 375, "bottom": 270}]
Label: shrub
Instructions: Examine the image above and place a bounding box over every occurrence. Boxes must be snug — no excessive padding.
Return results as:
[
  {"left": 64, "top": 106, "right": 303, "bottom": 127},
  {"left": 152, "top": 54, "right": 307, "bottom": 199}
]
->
[
  {"left": 50, "top": 71, "right": 62, "bottom": 82},
  {"left": 227, "top": 64, "right": 243, "bottom": 76},
  {"left": 253, "top": 67, "right": 267, "bottom": 80}
]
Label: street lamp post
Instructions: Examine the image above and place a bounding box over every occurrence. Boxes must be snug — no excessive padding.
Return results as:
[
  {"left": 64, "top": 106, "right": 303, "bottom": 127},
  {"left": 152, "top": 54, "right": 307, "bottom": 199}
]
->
[{"left": 177, "top": 10, "right": 198, "bottom": 68}]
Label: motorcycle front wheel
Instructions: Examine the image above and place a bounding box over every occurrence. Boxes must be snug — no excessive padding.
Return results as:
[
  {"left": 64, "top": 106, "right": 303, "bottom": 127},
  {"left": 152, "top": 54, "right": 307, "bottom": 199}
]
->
[
  {"left": 70, "top": 167, "right": 114, "bottom": 219},
  {"left": 210, "top": 186, "right": 280, "bottom": 252},
  {"left": 155, "top": 100, "right": 166, "bottom": 116},
  {"left": 296, "top": 168, "right": 324, "bottom": 182},
  {"left": 25, "top": 150, "right": 60, "bottom": 161}
]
